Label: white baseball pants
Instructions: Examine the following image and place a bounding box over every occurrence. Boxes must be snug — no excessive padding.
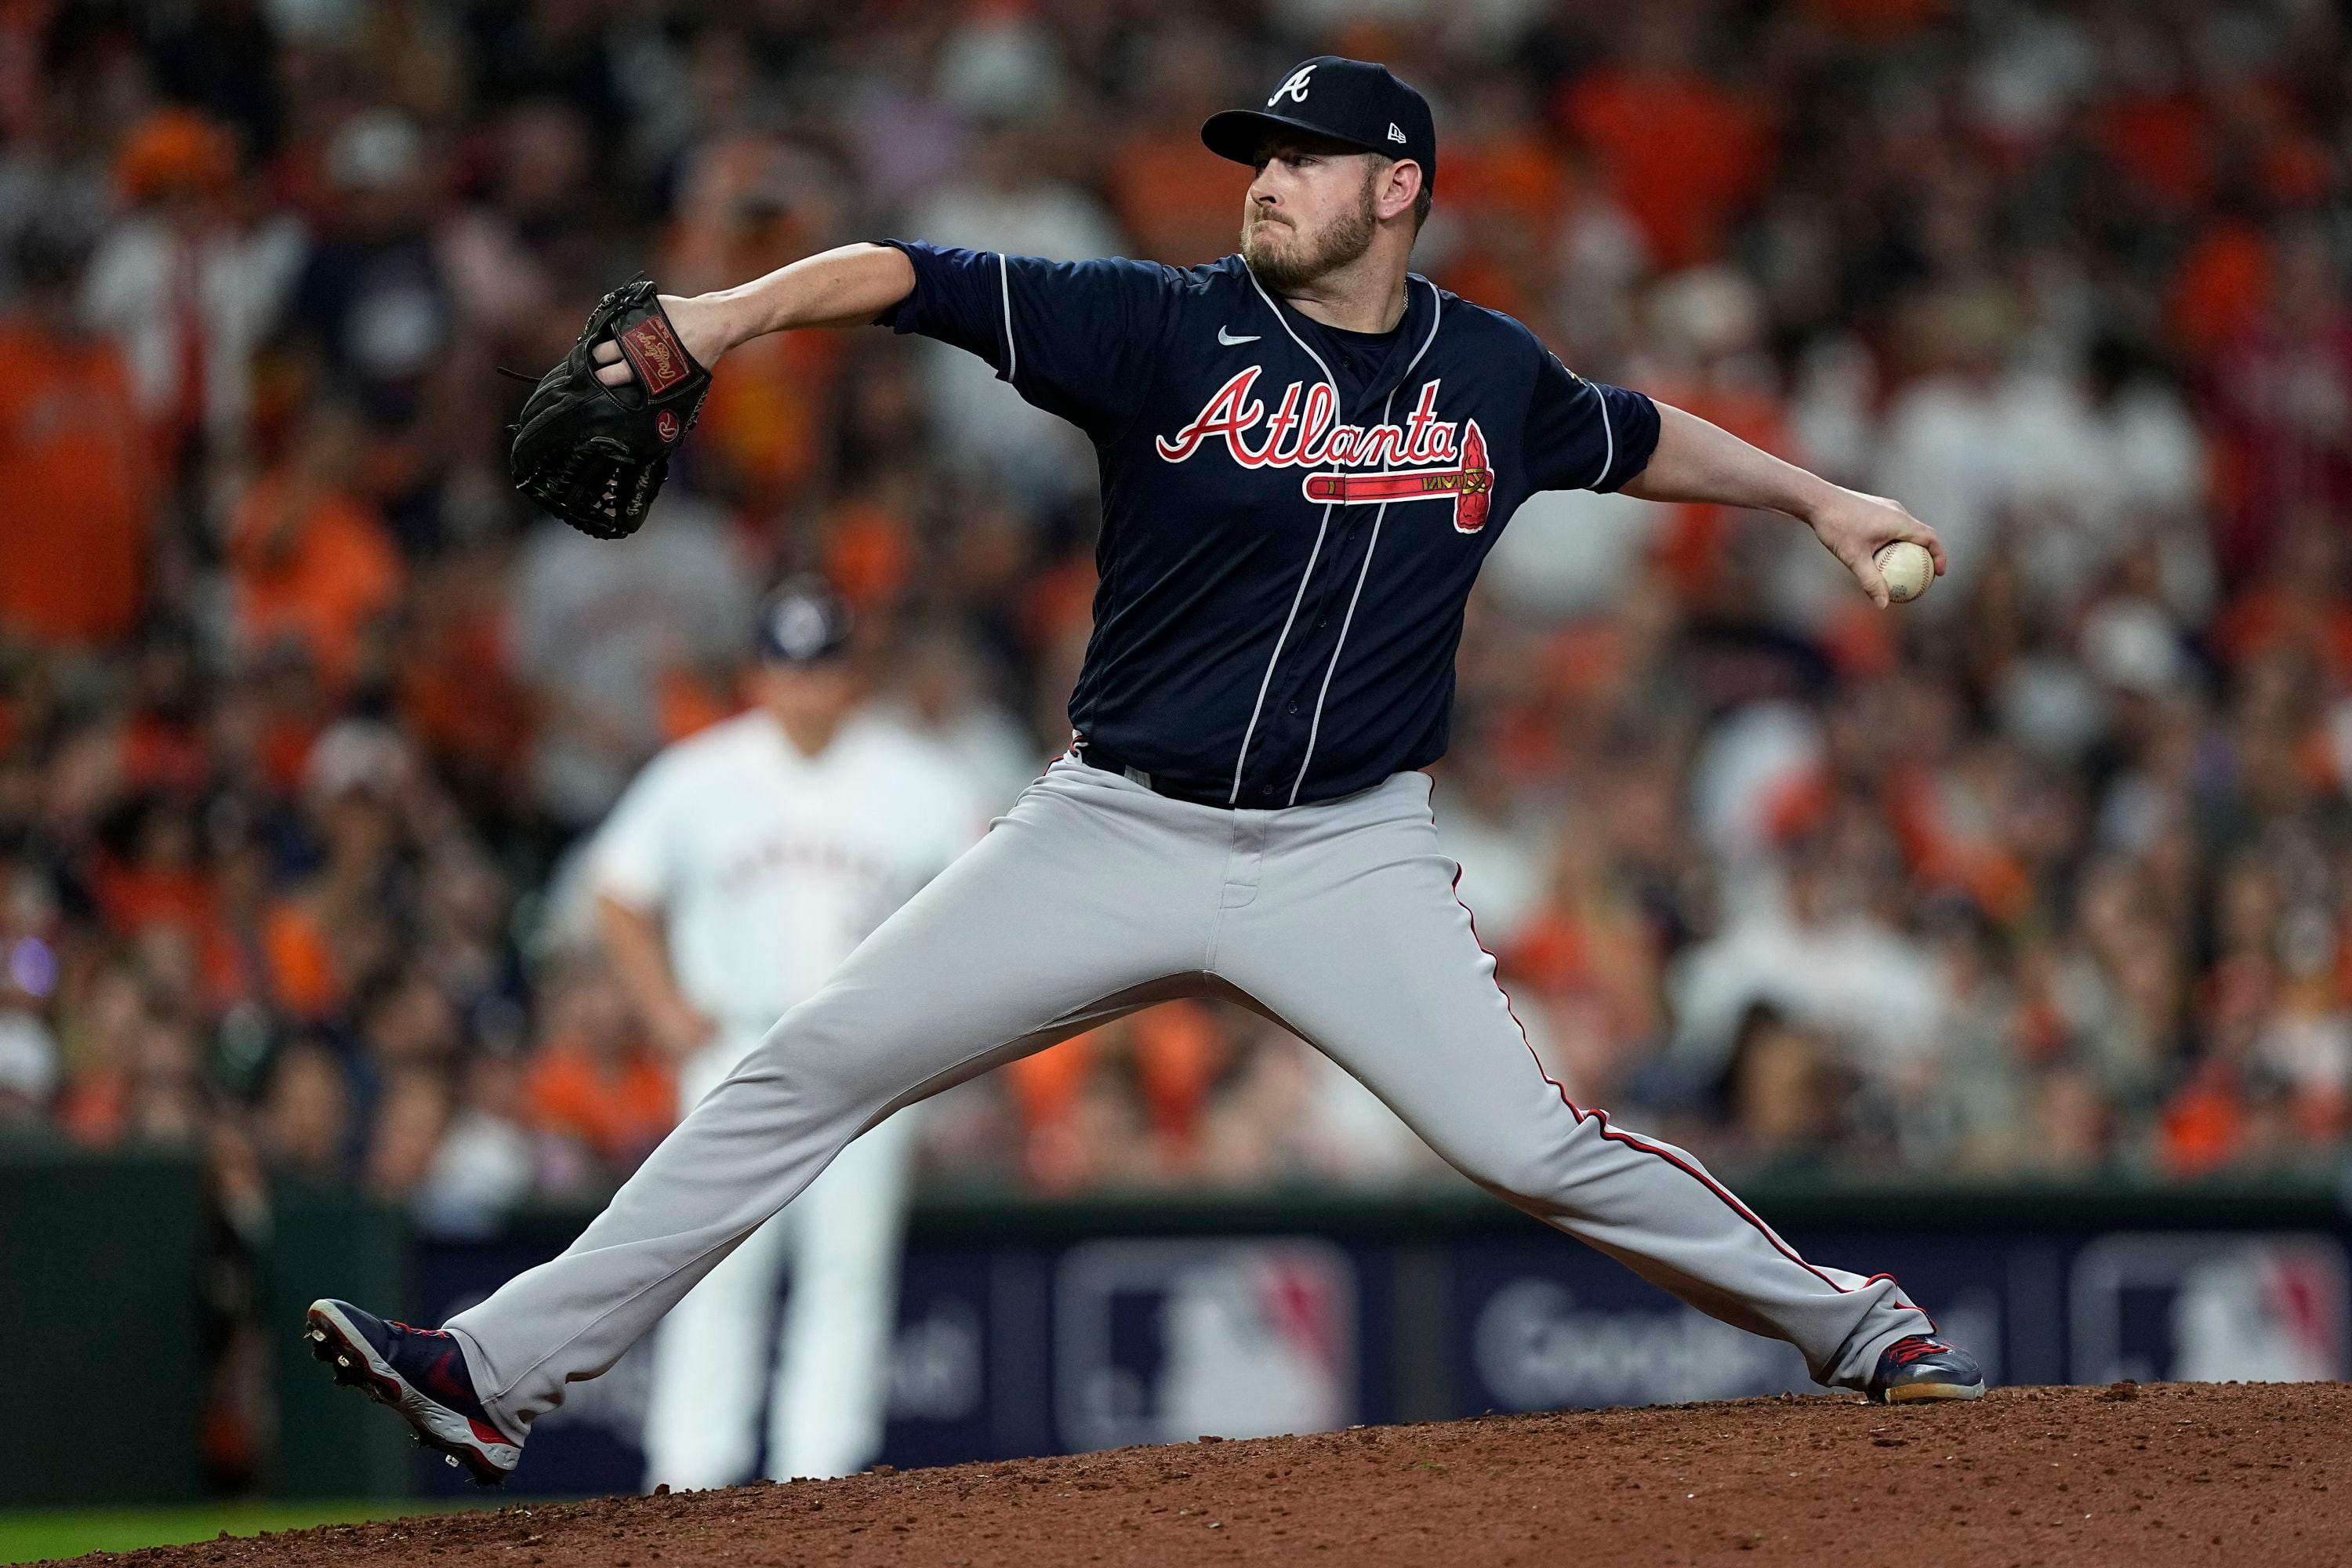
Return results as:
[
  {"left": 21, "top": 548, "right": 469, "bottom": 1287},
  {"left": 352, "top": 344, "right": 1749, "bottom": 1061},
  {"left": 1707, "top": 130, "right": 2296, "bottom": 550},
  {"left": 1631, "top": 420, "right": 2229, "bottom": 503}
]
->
[
  {"left": 639, "top": 1033, "right": 914, "bottom": 1487},
  {"left": 448, "top": 760, "right": 1931, "bottom": 1442}
]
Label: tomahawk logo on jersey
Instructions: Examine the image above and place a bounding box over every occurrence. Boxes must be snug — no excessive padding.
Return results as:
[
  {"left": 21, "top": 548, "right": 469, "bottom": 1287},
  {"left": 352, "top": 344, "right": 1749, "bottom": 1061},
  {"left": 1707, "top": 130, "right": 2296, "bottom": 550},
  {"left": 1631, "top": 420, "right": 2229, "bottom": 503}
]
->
[{"left": 876, "top": 241, "right": 1659, "bottom": 807}]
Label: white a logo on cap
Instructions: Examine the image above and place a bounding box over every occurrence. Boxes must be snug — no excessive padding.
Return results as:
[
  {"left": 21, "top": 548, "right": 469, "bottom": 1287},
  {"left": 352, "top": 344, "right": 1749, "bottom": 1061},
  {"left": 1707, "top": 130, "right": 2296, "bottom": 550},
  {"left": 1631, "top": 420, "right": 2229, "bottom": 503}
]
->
[
  {"left": 1388, "top": 122, "right": 1407, "bottom": 143},
  {"left": 1269, "top": 65, "right": 1316, "bottom": 106}
]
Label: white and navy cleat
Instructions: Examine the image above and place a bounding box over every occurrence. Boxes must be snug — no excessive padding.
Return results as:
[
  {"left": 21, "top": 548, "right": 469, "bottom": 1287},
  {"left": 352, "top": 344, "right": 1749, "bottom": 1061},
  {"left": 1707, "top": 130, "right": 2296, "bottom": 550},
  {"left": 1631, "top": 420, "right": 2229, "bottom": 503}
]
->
[
  {"left": 1867, "top": 1334, "right": 1987, "bottom": 1404},
  {"left": 304, "top": 1299, "right": 520, "bottom": 1486}
]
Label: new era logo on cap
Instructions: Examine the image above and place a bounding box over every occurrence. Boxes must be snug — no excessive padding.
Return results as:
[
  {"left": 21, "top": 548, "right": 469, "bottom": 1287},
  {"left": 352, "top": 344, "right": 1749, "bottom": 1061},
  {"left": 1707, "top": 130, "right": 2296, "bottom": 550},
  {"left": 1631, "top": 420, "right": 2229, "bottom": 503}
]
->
[{"left": 1202, "top": 56, "right": 1438, "bottom": 196}]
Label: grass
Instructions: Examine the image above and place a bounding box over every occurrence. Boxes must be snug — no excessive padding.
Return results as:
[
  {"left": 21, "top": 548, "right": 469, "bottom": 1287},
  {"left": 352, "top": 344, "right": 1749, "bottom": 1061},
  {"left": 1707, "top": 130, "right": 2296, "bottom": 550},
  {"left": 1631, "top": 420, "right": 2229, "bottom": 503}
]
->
[{"left": 0, "top": 1497, "right": 518, "bottom": 1565}]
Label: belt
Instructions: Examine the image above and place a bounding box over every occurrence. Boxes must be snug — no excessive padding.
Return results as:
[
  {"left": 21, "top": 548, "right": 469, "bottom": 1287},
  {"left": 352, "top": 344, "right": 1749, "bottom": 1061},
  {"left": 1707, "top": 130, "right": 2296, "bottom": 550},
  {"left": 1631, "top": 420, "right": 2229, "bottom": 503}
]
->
[{"left": 1073, "top": 742, "right": 1235, "bottom": 809}]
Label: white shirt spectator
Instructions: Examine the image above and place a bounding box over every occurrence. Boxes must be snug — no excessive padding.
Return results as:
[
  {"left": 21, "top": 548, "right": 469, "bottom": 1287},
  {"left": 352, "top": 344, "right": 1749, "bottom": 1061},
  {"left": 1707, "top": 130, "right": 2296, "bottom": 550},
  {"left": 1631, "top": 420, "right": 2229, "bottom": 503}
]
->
[
  {"left": 0, "top": 1007, "right": 60, "bottom": 1122},
  {"left": 510, "top": 497, "right": 755, "bottom": 827},
  {"left": 416, "top": 1105, "right": 537, "bottom": 1235},
  {"left": 81, "top": 211, "right": 305, "bottom": 448},
  {"left": 1429, "top": 775, "right": 1551, "bottom": 950},
  {"left": 1871, "top": 368, "right": 2038, "bottom": 604},
  {"left": 1872, "top": 361, "right": 2205, "bottom": 608},
  {"left": 1669, "top": 884, "right": 1948, "bottom": 1087},
  {"left": 904, "top": 157, "right": 1123, "bottom": 506},
  {"left": 1479, "top": 485, "right": 1660, "bottom": 620}
]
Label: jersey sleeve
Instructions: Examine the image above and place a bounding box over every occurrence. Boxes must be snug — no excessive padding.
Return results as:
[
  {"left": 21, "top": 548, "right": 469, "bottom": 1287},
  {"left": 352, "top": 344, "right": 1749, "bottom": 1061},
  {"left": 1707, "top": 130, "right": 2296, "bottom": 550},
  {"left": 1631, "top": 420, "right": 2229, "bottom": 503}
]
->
[
  {"left": 874, "top": 241, "right": 1183, "bottom": 441},
  {"left": 586, "top": 753, "right": 683, "bottom": 912},
  {"left": 1523, "top": 342, "right": 1661, "bottom": 495}
]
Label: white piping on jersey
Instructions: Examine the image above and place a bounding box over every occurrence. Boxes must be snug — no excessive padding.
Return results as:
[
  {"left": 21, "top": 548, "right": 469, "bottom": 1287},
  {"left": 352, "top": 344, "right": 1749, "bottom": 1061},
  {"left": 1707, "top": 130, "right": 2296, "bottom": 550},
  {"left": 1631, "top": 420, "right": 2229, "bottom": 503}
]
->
[
  {"left": 997, "top": 252, "right": 1017, "bottom": 386},
  {"left": 1287, "top": 493, "right": 1387, "bottom": 806},
  {"left": 1287, "top": 278, "right": 1445, "bottom": 805},
  {"left": 1228, "top": 263, "right": 1345, "bottom": 806},
  {"left": 1590, "top": 375, "right": 1613, "bottom": 486},
  {"left": 1229, "top": 518, "right": 1332, "bottom": 804}
]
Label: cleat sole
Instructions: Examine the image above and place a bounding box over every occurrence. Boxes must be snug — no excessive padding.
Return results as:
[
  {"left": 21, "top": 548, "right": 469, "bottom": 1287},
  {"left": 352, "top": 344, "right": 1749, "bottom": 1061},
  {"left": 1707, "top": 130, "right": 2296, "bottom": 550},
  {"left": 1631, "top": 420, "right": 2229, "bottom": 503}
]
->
[{"left": 1883, "top": 1380, "right": 1987, "bottom": 1404}]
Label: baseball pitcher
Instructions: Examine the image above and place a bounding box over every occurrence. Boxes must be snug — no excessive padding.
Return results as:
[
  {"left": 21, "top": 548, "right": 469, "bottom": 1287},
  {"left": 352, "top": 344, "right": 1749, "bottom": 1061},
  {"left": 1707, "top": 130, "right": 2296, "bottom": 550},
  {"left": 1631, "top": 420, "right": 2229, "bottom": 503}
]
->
[{"left": 308, "top": 57, "right": 1981, "bottom": 1486}]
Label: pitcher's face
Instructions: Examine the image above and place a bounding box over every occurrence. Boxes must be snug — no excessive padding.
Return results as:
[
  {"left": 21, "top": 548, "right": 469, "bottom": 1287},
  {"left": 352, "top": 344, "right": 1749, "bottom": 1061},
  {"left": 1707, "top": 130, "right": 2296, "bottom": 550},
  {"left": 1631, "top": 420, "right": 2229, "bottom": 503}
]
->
[{"left": 1240, "top": 140, "right": 1381, "bottom": 292}]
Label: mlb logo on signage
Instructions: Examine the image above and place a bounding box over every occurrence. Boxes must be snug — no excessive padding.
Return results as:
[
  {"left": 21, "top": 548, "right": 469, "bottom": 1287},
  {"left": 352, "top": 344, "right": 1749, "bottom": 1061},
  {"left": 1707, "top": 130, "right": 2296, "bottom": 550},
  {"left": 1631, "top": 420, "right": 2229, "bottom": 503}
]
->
[
  {"left": 1054, "top": 1240, "right": 1356, "bottom": 1452},
  {"left": 2069, "top": 1234, "right": 2350, "bottom": 1385}
]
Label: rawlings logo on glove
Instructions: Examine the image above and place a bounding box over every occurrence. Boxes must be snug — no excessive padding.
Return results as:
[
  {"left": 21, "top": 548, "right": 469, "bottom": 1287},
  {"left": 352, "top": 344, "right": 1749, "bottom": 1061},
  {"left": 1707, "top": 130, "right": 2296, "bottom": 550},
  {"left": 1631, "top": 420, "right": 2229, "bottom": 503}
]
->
[{"left": 507, "top": 278, "right": 712, "bottom": 539}]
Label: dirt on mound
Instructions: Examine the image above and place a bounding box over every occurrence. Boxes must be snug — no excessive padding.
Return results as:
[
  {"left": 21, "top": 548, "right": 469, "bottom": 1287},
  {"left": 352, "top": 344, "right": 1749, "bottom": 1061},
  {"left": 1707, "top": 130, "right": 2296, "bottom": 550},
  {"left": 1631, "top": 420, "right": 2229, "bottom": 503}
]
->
[{"left": 53, "top": 1383, "right": 2352, "bottom": 1568}]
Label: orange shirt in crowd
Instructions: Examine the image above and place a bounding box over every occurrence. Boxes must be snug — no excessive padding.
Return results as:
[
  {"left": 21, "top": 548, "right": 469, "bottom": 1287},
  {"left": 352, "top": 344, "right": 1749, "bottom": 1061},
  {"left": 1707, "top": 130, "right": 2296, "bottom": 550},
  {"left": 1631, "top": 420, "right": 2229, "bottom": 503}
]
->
[
  {"left": 1111, "top": 127, "right": 1248, "bottom": 267},
  {"left": 2158, "top": 1064, "right": 2244, "bottom": 1176},
  {"left": 822, "top": 492, "right": 917, "bottom": 612},
  {"left": 1883, "top": 764, "right": 2034, "bottom": 924},
  {"left": 1643, "top": 379, "right": 1791, "bottom": 598},
  {"left": 689, "top": 328, "right": 843, "bottom": 510},
  {"left": 1428, "top": 128, "right": 1572, "bottom": 324},
  {"left": 226, "top": 474, "right": 404, "bottom": 691},
  {"left": 2212, "top": 582, "right": 2352, "bottom": 692},
  {"left": 55, "top": 1069, "right": 130, "bottom": 1149},
  {"left": 261, "top": 898, "right": 340, "bottom": 1019},
  {"left": 1441, "top": 131, "right": 1570, "bottom": 234},
  {"left": 1559, "top": 68, "right": 1772, "bottom": 270},
  {"left": 94, "top": 858, "right": 215, "bottom": 942},
  {"left": 397, "top": 560, "right": 531, "bottom": 782},
  {"left": 1007, "top": 1004, "right": 1228, "bottom": 1171},
  {"left": 1007, "top": 1030, "right": 1094, "bottom": 1140},
  {"left": 0, "top": 316, "right": 154, "bottom": 645},
  {"left": 524, "top": 1036, "right": 677, "bottom": 1169},
  {"left": 122, "top": 713, "right": 212, "bottom": 796},
  {"left": 2166, "top": 220, "right": 2271, "bottom": 361}
]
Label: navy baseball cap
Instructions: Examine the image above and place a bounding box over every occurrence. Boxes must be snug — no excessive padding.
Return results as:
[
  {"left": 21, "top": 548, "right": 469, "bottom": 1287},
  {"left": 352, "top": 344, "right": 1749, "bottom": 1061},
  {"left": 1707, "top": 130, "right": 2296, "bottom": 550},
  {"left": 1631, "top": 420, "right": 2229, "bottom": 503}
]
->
[
  {"left": 753, "top": 577, "right": 854, "bottom": 665},
  {"left": 1202, "top": 56, "right": 1437, "bottom": 195}
]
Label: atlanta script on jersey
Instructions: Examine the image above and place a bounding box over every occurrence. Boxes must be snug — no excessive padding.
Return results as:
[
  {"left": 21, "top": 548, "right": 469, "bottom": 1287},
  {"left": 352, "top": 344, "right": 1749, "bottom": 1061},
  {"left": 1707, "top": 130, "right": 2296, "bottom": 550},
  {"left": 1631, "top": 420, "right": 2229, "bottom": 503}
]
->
[
  {"left": 878, "top": 241, "right": 1660, "bottom": 806},
  {"left": 1156, "top": 373, "right": 1496, "bottom": 532}
]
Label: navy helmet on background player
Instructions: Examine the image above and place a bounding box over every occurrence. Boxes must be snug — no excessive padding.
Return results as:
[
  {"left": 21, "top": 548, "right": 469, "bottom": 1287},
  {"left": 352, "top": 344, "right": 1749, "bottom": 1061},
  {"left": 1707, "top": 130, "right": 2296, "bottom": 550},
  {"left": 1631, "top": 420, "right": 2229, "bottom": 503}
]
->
[{"left": 754, "top": 577, "right": 854, "bottom": 666}]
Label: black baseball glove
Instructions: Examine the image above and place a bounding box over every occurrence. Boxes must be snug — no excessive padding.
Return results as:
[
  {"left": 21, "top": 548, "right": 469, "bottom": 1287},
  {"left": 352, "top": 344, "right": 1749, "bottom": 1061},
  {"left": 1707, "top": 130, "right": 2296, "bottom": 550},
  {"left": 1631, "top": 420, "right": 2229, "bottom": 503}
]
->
[{"left": 507, "top": 278, "right": 713, "bottom": 539}]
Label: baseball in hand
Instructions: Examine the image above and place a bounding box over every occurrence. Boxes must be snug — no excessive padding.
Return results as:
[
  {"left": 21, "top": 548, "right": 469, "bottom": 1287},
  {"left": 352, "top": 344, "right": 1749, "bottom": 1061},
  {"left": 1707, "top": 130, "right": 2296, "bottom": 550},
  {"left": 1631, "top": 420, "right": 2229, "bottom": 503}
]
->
[{"left": 1874, "top": 540, "right": 1933, "bottom": 604}]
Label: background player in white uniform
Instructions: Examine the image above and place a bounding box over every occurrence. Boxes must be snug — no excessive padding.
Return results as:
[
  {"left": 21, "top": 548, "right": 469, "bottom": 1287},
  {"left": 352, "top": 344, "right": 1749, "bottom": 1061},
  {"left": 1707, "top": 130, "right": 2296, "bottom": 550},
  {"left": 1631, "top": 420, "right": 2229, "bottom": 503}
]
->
[{"left": 589, "top": 579, "right": 982, "bottom": 1486}]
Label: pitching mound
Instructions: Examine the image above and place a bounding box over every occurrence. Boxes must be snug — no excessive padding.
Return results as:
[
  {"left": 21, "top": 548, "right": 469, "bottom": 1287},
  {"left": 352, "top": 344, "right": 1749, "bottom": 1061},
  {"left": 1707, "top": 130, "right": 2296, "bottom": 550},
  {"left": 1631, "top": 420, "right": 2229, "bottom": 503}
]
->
[{"left": 49, "top": 1383, "right": 2352, "bottom": 1567}]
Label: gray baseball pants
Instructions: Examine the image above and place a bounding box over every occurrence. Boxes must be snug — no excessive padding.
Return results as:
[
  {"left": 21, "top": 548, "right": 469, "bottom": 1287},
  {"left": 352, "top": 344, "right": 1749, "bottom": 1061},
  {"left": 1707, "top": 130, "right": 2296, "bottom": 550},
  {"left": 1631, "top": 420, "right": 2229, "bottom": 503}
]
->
[{"left": 448, "top": 758, "right": 1930, "bottom": 1441}]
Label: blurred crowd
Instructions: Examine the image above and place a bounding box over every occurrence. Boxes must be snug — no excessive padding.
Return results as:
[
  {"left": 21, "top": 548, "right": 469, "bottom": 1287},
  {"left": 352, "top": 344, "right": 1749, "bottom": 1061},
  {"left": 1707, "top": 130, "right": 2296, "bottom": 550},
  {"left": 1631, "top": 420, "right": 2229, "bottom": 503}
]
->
[{"left": 5, "top": 0, "right": 2352, "bottom": 1257}]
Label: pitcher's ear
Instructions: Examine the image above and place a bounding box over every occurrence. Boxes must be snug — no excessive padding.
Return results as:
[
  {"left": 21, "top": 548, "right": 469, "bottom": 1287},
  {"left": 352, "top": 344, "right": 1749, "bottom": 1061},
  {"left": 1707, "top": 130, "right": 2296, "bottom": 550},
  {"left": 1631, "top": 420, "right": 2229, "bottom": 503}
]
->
[{"left": 1381, "top": 158, "right": 1425, "bottom": 223}]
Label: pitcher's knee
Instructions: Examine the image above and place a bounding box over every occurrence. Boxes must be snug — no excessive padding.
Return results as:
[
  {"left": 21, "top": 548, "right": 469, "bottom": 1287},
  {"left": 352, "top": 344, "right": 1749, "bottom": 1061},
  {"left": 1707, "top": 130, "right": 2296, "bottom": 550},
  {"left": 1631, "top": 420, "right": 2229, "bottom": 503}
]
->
[
  {"left": 735, "top": 993, "right": 928, "bottom": 1115},
  {"left": 1445, "top": 1145, "right": 1568, "bottom": 1207}
]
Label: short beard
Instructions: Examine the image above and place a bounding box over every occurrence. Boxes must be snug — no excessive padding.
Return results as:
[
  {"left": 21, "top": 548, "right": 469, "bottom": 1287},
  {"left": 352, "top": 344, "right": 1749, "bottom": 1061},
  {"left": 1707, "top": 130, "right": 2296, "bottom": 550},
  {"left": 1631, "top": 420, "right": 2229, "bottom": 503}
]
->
[{"left": 1240, "top": 168, "right": 1379, "bottom": 293}]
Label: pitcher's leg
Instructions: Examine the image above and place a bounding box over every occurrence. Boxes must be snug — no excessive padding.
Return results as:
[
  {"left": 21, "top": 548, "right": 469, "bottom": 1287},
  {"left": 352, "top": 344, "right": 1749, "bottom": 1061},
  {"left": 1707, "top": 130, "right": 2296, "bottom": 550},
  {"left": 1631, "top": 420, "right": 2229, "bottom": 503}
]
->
[
  {"left": 447, "top": 767, "right": 1224, "bottom": 1438},
  {"left": 1223, "top": 786, "right": 1932, "bottom": 1391},
  {"left": 766, "top": 1105, "right": 917, "bottom": 1479}
]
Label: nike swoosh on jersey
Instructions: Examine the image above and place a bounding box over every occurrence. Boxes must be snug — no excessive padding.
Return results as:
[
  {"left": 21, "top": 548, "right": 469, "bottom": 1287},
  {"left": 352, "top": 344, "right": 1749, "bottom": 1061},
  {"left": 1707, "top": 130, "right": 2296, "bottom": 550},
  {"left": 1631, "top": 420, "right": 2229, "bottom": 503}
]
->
[{"left": 1218, "top": 327, "right": 1261, "bottom": 346}]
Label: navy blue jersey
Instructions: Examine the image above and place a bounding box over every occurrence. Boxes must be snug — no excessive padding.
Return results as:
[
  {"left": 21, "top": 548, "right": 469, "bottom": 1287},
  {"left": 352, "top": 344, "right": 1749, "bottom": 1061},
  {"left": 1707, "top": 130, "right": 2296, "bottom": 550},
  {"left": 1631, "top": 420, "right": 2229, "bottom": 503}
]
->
[{"left": 877, "top": 241, "right": 1661, "bottom": 806}]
